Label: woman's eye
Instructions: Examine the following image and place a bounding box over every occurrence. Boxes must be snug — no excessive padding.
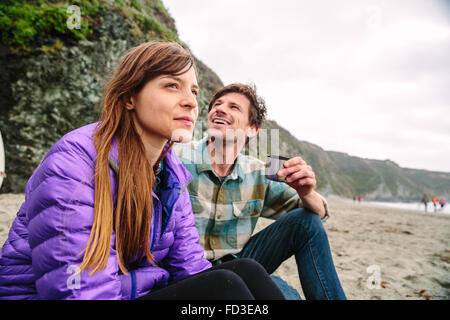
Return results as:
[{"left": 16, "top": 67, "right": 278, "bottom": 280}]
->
[
  {"left": 167, "top": 83, "right": 178, "bottom": 89},
  {"left": 192, "top": 90, "right": 199, "bottom": 96}
]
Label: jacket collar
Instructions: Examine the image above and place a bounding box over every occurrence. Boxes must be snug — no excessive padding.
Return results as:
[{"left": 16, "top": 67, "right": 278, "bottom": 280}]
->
[{"left": 108, "top": 138, "right": 192, "bottom": 190}]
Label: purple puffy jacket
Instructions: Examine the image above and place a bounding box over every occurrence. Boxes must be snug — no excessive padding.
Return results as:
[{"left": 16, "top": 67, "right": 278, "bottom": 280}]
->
[{"left": 0, "top": 123, "right": 211, "bottom": 299}]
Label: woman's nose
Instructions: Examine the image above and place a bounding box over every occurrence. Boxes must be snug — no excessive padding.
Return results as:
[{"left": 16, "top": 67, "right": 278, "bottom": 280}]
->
[{"left": 182, "top": 90, "right": 197, "bottom": 109}]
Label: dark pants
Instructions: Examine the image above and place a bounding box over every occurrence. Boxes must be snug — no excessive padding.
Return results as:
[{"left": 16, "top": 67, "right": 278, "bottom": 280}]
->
[
  {"left": 237, "top": 208, "right": 346, "bottom": 300},
  {"left": 138, "top": 258, "right": 285, "bottom": 300}
]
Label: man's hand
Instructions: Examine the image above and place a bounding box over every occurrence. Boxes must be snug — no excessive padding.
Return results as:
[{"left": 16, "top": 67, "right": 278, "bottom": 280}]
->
[{"left": 277, "top": 157, "right": 316, "bottom": 198}]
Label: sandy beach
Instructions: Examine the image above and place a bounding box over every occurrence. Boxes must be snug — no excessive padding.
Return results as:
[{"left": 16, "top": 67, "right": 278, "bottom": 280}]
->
[
  {"left": 268, "top": 198, "right": 450, "bottom": 300},
  {"left": 1, "top": 193, "right": 449, "bottom": 300}
]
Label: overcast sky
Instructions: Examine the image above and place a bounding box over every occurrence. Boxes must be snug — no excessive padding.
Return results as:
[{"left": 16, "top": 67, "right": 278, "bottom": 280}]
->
[{"left": 163, "top": 0, "right": 450, "bottom": 172}]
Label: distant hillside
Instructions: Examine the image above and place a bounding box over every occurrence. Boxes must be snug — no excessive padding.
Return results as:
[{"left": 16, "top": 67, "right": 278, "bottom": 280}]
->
[
  {"left": 1, "top": 0, "right": 449, "bottom": 201},
  {"left": 260, "top": 120, "right": 450, "bottom": 201}
]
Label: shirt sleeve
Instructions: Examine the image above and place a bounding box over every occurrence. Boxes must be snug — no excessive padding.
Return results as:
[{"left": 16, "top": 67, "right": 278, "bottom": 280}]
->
[{"left": 261, "top": 180, "right": 330, "bottom": 221}]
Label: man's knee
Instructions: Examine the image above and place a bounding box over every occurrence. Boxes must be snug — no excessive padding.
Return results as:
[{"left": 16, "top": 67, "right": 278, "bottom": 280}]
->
[{"left": 282, "top": 208, "right": 325, "bottom": 234}]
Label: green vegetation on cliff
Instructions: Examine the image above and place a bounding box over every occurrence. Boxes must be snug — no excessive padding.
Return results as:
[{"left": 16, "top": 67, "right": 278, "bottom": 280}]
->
[{"left": 0, "top": 0, "right": 178, "bottom": 53}]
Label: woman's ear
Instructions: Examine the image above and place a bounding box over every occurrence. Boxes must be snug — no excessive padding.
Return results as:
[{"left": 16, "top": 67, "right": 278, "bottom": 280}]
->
[{"left": 125, "top": 96, "right": 136, "bottom": 110}]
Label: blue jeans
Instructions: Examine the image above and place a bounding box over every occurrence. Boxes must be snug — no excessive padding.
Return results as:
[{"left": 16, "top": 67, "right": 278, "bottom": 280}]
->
[{"left": 236, "top": 208, "right": 346, "bottom": 300}]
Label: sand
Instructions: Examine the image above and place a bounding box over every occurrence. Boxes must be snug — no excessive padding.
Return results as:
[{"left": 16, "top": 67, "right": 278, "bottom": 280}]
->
[
  {"left": 268, "top": 198, "right": 450, "bottom": 300},
  {"left": 0, "top": 193, "right": 24, "bottom": 245},
  {"left": 1, "top": 193, "right": 449, "bottom": 300}
]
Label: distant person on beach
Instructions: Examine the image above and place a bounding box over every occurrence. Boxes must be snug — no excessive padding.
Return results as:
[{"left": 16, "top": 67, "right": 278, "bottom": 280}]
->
[
  {"left": 421, "top": 193, "right": 429, "bottom": 212},
  {"left": 174, "top": 83, "right": 346, "bottom": 300},
  {"left": 357, "top": 195, "right": 362, "bottom": 203},
  {"left": 0, "top": 42, "right": 284, "bottom": 300},
  {"left": 432, "top": 196, "right": 438, "bottom": 213},
  {"left": 439, "top": 197, "right": 446, "bottom": 211}
]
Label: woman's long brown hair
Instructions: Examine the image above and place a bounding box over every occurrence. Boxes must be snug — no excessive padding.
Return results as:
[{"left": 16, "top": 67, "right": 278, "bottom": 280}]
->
[{"left": 79, "top": 42, "right": 196, "bottom": 275}]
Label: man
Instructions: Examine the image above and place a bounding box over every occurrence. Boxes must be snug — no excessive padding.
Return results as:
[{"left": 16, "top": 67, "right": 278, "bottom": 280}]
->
[
  {"left": 174, "top": 83, "right": 346, "bottom": 299},
  {"left": 422, "top": 193, "right": 429, "bottom": 212}
]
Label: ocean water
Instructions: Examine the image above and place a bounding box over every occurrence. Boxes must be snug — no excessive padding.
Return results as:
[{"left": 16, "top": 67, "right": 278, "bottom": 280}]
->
[{"left": 366, "top": 200, "right": 450, "bottom": 215}]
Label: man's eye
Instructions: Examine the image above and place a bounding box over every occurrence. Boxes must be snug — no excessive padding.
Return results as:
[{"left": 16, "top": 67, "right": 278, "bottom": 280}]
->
[
  {"left": 192, "top": 90, "right": 199, "bottom": 96},
  {"left": 231, "top": 105, "right": 239, "bottom": 110}
]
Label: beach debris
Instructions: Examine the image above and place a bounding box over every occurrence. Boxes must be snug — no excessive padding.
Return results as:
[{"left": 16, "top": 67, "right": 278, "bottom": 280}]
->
[
  {"left": 403, "top": 275, "right": 416, "bottom": 281},
  {"left": 327, "top": 227, "right": 349, "bottom": 233},
  {"left": 380, "top": 282, "right": 387, "bottom": 288},
  {"left": 382, "top": 227, "right": 413, "bottom": 235},
  {"left": 415, "top": 289, "right": 433, "bottom": 300},
  {"left": 433, "top": 250, "right": 450, "bottom": 263}
]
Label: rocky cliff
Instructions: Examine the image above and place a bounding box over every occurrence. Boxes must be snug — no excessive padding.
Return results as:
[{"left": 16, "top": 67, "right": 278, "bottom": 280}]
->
[
  {"left": 0, "top": 0, "right": 221, "bottom": 192},
  {"left": 1, "top": 0, "right": 449, "bottom": 201}
]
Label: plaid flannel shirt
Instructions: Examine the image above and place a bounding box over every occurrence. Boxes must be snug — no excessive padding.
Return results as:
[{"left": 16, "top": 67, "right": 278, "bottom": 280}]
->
[{"left": 173, "top": 137, "right": 329, "bottom": 261}]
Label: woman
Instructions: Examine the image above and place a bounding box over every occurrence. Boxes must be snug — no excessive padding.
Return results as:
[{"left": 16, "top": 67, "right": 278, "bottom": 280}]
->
[{"left": 0, "top": 42, "right": 284, "bottom": 300}]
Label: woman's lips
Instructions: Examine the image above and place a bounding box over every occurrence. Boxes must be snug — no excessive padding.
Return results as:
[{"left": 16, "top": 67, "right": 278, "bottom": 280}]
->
[{"left": 175, "top": 117, "right": 194, "bottom": 126}]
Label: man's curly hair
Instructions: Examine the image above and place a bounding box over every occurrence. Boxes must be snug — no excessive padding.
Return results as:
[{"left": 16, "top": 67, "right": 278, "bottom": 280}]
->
[{"left": 208, "top": 83, "right": 267, "bottom": 128}]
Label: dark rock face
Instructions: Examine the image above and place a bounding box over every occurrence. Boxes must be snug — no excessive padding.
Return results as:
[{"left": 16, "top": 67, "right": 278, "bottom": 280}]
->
[{"left": 2, "top": 12, "right": 127, "bottom": 191}]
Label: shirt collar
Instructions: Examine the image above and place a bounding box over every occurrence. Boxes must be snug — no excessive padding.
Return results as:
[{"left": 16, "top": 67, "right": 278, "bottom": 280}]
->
[{"left": 197, "top": 137, "right": 244, "bottom": 182}]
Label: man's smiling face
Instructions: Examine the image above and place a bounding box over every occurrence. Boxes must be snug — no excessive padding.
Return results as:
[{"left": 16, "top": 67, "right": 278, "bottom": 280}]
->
[{"left": 207, "top": 92, "right": 257, "bottom": 142}]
